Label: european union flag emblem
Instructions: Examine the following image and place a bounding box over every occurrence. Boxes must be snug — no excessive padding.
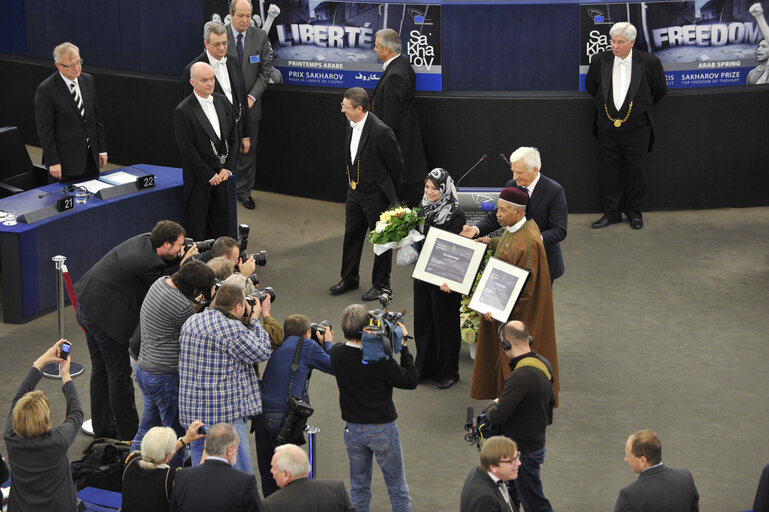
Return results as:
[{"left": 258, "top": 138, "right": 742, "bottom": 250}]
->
[
  {"left": 481, "top": 202, "right": 495, "bottom": 211},
  {"left": 415, "top": 15, "right": 424, "bottom": 23},
  {"left": 594, "top": 15, "right": 604, "bottom": 22}
]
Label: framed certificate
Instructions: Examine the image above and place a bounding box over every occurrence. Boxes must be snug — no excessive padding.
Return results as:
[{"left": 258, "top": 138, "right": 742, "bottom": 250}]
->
[
  {"left": 468, "top": 257, "right": 530, "bottom": 322},
  {"left": 411, "top": 227, "right": 488, "bottom": 295}
]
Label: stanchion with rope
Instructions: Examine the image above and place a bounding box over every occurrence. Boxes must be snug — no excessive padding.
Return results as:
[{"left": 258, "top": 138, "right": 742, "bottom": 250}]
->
[
  {"left": 306, "top": 425, "right": 319, "bottom": 478},
  {"left": 42, "top": 255, "right": 84, "bottom": 379}
]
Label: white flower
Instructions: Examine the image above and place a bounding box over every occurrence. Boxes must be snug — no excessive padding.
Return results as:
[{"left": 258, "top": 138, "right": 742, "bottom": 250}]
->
[{"left": 375, "top": 221, "right": 387, "bottom": 233}]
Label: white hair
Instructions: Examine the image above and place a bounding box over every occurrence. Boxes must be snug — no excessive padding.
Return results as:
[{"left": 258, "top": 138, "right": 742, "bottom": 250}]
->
[
  {"left": 610, "top": 22, "right": 637, "bottom": 42},
  {"left": 509, "top": 147, "right": 541, "bottom": 172},
  {"left": 139, "top": 427, "right": 177, "bottom": 469},
  {"left": 53, "top": 42, "right": 79, "bottom": 63},
  {"left": 274, "top": 444, "right": 311, "bottom": 477}
]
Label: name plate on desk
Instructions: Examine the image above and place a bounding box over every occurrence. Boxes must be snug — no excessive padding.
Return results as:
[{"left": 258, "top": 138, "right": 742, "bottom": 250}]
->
[
  {"left": 136, "top": 174, "right": 155, "bottom": 190},
  {"left": 57, "top": 196, "right": 75, "bottom": 212}
]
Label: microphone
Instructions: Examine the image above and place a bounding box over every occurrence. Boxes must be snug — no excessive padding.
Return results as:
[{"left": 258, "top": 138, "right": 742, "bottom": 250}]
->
[
  {"left": 455, "top": 154, "right": 487, "bottom": 186},
  {"left": 38, "top": 187, "right": 69, "bottom": 199},
  {"left": 499, "top": 153, "right": 510, "bottom": 165},
  {"left": 466, "top": 406, "right": 474, "bottom": 426}
]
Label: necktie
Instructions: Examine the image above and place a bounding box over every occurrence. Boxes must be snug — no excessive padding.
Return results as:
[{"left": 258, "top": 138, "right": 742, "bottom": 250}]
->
[
  {"left": 521, "top": 186, "right": 530, "bottom": 195},
  {"left": 237, "top": 33, "right": 244, "bottom": 64},
  {"left": 497, "top": 481, "right": 514, "bottom": 511},
  {"left": 70, "top": 82, "right": 85, "bottom": 119}
]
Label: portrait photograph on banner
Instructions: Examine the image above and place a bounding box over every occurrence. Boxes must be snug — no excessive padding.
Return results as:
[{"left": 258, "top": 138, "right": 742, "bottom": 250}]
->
[
  {"left": 467, "top": 256, "right": 530, "bottom": 323},
  {"left": 411, "top": 227, "right": 487, "bottom": 295},
  {"left": 579, "top": 0, "right": 769, "bottom": 88}
]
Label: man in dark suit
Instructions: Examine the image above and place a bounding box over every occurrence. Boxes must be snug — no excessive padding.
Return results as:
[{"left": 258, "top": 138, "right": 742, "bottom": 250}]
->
[
  {"left": 371, "top": 28, "right": 427, "bottom": 208},
  {"left": 462, "top": 147, "right": 567, "bottom": 283},
  {"left": 329, "top": 88, "right": 403, "bottom": 301},
  {"left": 585, "top": 22, "right": 667, "bottom": 230},
  {"left": 174, "top": 62, "right": 238, "bottom": 240},
  {"left": 74, "top": 220, "right": 186, "bottom": 440},
  {"left": 262, "top": 443, "right": 355, "bottom": 512},
  {"left": 226, "top": 0, "right": 274, "bottom": 209},
  {"left": 183, "top": 21, "right": 250, "bottom": 160},
  {"left": 614, "top": 429, "right": 699, "bottom": 512},
  {"left": 170, "top": 423, "right": 260, "bottom": 512},
  {"left": 34, "top": 42, "right": 108, "bottom": 182},
  {"left": 460, "top": 436, "right": 521, "bottom": 512}
]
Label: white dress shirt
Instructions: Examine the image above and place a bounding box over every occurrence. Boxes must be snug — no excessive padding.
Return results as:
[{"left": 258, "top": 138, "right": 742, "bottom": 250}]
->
[
  {"left": 206, "top": 51, "right": 233, "bottom": 104},
  {"left": 349, "top": 112, "right": 368, "bottom": 162},
  {"left": 612, "top": 49, "right": 633, "bottom": 111},
  {"left": 194, "top": 91, "right": 221, "bottom": 140}
]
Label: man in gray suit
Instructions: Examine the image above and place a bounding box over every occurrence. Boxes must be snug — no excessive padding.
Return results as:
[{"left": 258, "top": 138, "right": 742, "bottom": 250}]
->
[
  {"left": 614, "top": 429, "right": 699, "bottom": 512},
  {"left": 261, "top": 443, "right": 355, "bottom": 512},
  {"left": 226, "top": 0, "right": 273, "bottom": 209}
]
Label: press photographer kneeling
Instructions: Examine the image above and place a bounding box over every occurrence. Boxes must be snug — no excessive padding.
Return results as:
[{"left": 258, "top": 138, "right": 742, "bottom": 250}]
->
[{"left": 255, "top": 314, "right": 335, "bottom": 497}]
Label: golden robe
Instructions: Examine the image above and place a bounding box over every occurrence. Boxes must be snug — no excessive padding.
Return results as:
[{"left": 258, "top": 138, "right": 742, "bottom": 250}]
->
[{"left": 469, "top": 219, "right": 560, "bottom": 405}]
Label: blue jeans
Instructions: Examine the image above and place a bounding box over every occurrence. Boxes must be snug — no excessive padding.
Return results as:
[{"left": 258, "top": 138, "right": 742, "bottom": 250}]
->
[
  {"left": 130, "top": 365, "right": 187, "bottom": 468},
  {"left": 343, "top": 421, "right": 411, "bottom": 512},
  {"left": 190, "top": 418, "right": 255, "bottom": 475},
  {"left": 510, "top": 445, "right": 553, "bottom": 512}
]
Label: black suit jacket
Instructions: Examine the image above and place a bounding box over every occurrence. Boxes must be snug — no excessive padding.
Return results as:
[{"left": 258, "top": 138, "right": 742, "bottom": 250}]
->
[
  {"left": 613, "top": 465, "right": 699, "bottom": 512},
  {"left": 261, "top": 477, "right": 355, "bottom": 512},
  {"left": 34, "top": 71, "right": 107, "bottom": 180},
  {"left": 170, "top": 459, "right": 260, "bottom": 512},
  {"left": 345, "top": 112, "right": 403, "bottom": 204},
  {"left": 474, "top": 175, "right": 567, "bottom": 280},
  {"left": 225, "top": 24, "right": 273, "bottom": 122},
  {"left": 585, "top": 49, "right": 667, "bottom": 151},
  {"left": 371, "top": 55, "right": 427, "bottom": 184},
  {"left": 459, "top": 466, "right": 512, "bottom": 512},
  {"left": 73, "top": 233, "right": 168, "bottom": 343},
  {"left": 182, "top": 52, "right": 249, "bottom": 141},
  {"left": 173, "top": 92, "right": 238, "bottom": 205}
]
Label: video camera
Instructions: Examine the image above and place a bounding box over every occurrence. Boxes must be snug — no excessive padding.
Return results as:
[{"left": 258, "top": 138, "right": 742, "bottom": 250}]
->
[
  {"left": 361, "top": 291, "right": 405, "bottom": 362},
  {"left": 464, "top": 407, "right": 500, "bottom": 451},
  {"left": 237, "top": 224, "right": 267, "bottom": 266}
]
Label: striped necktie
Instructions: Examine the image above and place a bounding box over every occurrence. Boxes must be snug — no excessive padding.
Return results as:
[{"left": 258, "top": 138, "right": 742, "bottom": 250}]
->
[{"left": 70, "top": 82, "right": 85, "bottom": 119}]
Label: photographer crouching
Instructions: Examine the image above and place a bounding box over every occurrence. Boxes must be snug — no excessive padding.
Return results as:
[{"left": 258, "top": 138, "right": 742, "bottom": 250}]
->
[
  {"left": 255, "top": 315, "right": 335, "bottom": 497},
  {"left": 330, "top": 303, "right": 418, "bottom": 512}
]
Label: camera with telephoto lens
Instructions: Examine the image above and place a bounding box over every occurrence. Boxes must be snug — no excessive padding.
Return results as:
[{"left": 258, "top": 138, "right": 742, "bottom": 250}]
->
[
  {"left": 251, "top": 286, "right": 275, "bottom": 304},
  {"left": 361, "top": 291, "right": 405, "bottom": 362},
  {"left": 310, "top": 320, "right": 332, "bottom": 343},
  {"left": 184, "top": 237, "right": 214, "bottom": 253},
  {"left": 236, "top": 224, "right": 267, "bottom": 266},
  {"left": 274, "top": 395, "right": 314, "bottom": 446}
]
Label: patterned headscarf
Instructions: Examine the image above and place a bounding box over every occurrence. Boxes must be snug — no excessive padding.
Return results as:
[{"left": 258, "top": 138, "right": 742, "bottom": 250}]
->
[{"left": 420, "top": 168, "right": 459, "bottom": 227}]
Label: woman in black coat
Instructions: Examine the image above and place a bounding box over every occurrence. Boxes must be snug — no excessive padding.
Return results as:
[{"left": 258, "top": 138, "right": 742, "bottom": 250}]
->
[{"left": 413, "top": 168, "right": 466, "bottom": 389}]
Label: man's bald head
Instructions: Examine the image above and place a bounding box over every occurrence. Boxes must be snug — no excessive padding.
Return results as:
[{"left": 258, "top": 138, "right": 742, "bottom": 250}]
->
[{"left": 189, "top": 62, "right": 216, "bottom": 98}]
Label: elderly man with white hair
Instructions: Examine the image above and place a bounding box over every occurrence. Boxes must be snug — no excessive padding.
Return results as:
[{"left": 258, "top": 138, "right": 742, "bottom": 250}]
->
[
  {"left": 261, "top": 444, "right": 355, "bottom": 512},
  {"left": 585, "top": 21, "right": 667, "bottom": 230},
  {"left": 461, "top": 146, "right": 567, "bottom": 283}
]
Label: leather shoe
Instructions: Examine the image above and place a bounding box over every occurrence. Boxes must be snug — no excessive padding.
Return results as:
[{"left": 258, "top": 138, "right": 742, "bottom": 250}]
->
[
  {"left": 591, "top": 216, "right": 617, "bottom": 229},
  {"left": 630, "top": 218, "right": 644, "bottom": 230},
  {"left": 329, "top": 280, "right": 358, "bottom": 295},
  {"left": 438, "top": 377, "right": 459, "bottom": 390},
  {"left": 240, "top": 197, "right": 255, "bottom": 210},
  {"left": 362, "top": 286, "right": 391, "bottom": 302}
]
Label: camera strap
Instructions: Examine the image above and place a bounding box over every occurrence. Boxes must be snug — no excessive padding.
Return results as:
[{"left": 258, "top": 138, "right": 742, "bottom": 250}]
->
[{"left": 285, "top": 336, "right": 305, "bottom": 404}]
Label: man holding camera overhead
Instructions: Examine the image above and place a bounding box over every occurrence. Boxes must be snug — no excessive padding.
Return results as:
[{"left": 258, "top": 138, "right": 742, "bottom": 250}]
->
[
  {"left": 178, "top": 281, "right": 272, "bottom": 477},
  {"left": 329, "top": 304, "right": 417, "bottom": 512}
]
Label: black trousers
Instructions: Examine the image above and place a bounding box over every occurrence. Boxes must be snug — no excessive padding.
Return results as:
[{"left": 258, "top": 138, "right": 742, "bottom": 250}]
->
[
  {"left": 412, "top": 279, "right": 462, "bottom": 381},
  {"left": 185, "top": 180, "right": 230, "bottom": 241},
  {"left": 597, "top": 124, "right": 651, "bottom": 221},
  {"left": 340, "top": 188, "right": 392, "bottom": 289}
]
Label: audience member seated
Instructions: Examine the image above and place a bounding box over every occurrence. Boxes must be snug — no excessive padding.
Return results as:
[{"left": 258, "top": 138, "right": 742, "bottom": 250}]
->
[
  {"left": 460, "top": 436, "right": 521, "bottom": 512},
  {"left": 261, "top": 443, "right": 354, "bottom": 512},
  {"left": 122, "top": 421, "right": 205, "bottom": 512},
  {"left": 256, "top": 315, "right": 334, "bottom": 496},
  {"left": 169, "top": 423, "right": 260, "bottom": 512},
  {"left": 3, "top": 339, "right": 84, "bottom": 512}
]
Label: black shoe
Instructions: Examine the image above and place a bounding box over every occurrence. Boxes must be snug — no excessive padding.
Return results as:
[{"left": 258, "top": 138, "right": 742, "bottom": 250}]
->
[
  {"left": 630, "top": 218, "right": 644, "bottom": 230},
  {"left": 362, "top": 286, "right": 391, "bottom": 301},
  {"left": 329, "top": 280, "right": 358, "bottom": 295},
  {"left": 591, "top": 216, "right": 618, "bottom": 229},
  {"left": 241, "top": 197, "right": 255, "bottom": 210},
  {"left": 438, "top": 377, "right": 459, "bottom": 389}
]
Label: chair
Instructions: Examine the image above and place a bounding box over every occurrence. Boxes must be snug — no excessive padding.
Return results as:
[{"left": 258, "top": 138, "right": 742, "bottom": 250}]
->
[{"left": 0, "top": 126, "right": 48, "bottom": 198}]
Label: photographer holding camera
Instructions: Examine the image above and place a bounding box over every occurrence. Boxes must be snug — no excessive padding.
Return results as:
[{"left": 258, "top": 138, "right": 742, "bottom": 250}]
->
[
  {"left": 255, "top": 314, "right": 335, "bottom": 497},
  {"left": 129, "top": 260, "right": 216, "bottom": 467},
  {"left": 178, "top": 281, "right": 272, "bottom": 476},
  {"left": 330, "top": 304, "right": 417, "bottom": 512},
  {"left": 188, "top": 236, "right": 259, "bottom": 277}
]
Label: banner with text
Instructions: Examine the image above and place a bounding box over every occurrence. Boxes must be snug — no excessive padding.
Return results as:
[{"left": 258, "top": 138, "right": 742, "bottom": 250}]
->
[
  {"left": 579, "top": 0, "right": 769, "bottom": 89},
  {"left": 261, "top": 1, "right": 442, "bottom": 91}
]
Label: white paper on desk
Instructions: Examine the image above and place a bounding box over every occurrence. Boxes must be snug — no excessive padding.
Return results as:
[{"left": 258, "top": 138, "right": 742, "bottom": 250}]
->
[
  {"left": 76, "top": 179, "right": 113, "bottom": 194},
  {"left": 99, "top": 171, "right": 137, "bottom": 186}
]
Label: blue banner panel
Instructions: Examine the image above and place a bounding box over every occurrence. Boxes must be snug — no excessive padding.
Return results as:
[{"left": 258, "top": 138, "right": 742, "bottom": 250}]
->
[{"left": 579, "top": 0, "right": 769, "bottom": 89}]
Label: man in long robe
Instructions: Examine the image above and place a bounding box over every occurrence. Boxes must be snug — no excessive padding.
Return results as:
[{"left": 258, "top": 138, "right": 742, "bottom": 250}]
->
[{"left": 470, "top": 187, "right": 559, "bottom": 405}]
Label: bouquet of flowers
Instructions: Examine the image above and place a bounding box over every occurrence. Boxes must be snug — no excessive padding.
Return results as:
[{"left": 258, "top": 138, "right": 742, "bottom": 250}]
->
[
  {"left": 369, "top": 205, "right": 425, "bottom": 265},
  {"left": 459, "top": 247, "right": 493, "bottom": 346}
]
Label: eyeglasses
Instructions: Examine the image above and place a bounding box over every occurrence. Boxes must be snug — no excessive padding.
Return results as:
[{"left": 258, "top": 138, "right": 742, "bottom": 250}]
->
[
  {"left": 498, "top": 453, "right": 520, "bottom": 465},
  {"left": 340, "top": 102, "right": 356, "bottom": 111},
  {"left": 59, "top": 59, "right": 84, "bottom": 68}
]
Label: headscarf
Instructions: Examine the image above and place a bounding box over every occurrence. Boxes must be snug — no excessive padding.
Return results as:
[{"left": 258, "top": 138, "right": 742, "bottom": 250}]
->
[{"left": 420, "top": 168, "right": 459, "bottom": 227}]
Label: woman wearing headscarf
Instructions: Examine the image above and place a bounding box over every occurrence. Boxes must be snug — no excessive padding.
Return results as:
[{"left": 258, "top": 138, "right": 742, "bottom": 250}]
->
[{"left": 413, "top": 168, "right": 466, "bottom": 389}]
